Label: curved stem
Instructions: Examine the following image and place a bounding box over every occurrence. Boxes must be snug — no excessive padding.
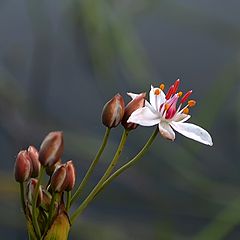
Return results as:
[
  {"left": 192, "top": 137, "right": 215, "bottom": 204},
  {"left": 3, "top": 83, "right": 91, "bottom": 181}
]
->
[
  {"left": 20, "top": 182, "right": 26, "bottom": 214},
  {"left": 32, "top": 167, "right": 44, "bottom": 239},
  {"left": 70, "top": 127, "right": 111, "bottom": 205},
  {"left": 70, "top": 129, "right": 129, "bottom": 223},
  {"left": 97, "top": 127, "right": 158, "bottom": 196}
]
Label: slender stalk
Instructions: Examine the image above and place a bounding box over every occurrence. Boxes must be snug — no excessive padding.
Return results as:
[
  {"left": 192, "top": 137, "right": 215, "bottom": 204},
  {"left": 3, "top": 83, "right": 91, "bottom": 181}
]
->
[
  {"left": 20, "top": 182, "right": 26, "bottom": 214},
  {"left": 97, "top": 128, "right": 158, "bottom": 196},
  {"left": 32, "top": 167, "right": 44, "bottom": 239},
  {"left": 70, "top": 129, "right": 129, "bottom": 223},
  {"left": 70, "top": 127, "right": 111, "bottom": 205},
  {"left": 66, "top": 191, "right": 71, "bottom": 211},
  {"left": 46, "top": 192, "right": 57, "bottom": 231}
]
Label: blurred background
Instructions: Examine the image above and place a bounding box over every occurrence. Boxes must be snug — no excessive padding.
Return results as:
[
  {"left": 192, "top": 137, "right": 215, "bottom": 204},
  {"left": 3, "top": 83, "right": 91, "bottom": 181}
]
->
[{"left": 0, "top": 0, "right": 240, "bottom": 239}]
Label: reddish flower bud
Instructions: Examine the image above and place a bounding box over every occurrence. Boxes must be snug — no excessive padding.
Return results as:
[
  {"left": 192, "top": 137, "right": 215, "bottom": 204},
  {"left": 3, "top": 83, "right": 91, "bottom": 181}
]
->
[
  {"left": 28, "top": 146, "right": 41, "bottom": 178},
  {"left": 14, "top": 150, "right": 31, "bottom": 182},
  {"left": 64, "top": 161, "right": 76, "bottom": 191},
  {"left": 46, "top": 159, "right": 62, "bottom": 176},
  {"left": 50, "top": 165, "right": 66, "bottom": 192},
  {"left": 121, "top": 92, "right": 146, "bottom": 130},
  {"left": 39, "top": 131, "right": 64, "bottom": 167},
  {"left": 101, "top": 93, "right": 125, "bottom": 128},
  {"left": 26, "top": 178, "right": 43, "bottom": 207}
]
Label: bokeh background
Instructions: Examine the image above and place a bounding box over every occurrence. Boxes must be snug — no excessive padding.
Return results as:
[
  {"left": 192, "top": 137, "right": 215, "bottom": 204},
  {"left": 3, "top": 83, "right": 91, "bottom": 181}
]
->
[{"left": 0, "top": 0, "right": 240, "bottom": 239}]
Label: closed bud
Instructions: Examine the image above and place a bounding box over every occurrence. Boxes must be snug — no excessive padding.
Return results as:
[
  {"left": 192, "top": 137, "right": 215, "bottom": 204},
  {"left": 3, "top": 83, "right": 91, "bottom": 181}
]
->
[
  {"left": 64, "top": 161, "right": 76, "bottom": 191},
  {"left": 14, "top": 150, "right": 31, "bottom": 182},
  {"left": 102, "top": 93, "right": 125, "bottom": 128},
  {"left": 26, "top": 178, "right": 43, "bottom": 207},
  {"left": 50, "top": 165, "right": 66, "bottom": 192},
  {"left": 39, "top": 131, "right": 64, "bottom": 167},
  {"left": 28, "top": 146, "right": 41, "bottom": 177},
  {"left": 46, "top": 159, "right": 62, "bottom": 176},
  {"left": 121, "top": 92, "right": 146, "bottom": 130}
]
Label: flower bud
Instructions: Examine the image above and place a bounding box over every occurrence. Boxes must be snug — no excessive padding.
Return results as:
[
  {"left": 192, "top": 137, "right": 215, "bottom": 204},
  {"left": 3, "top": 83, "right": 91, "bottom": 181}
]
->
[
  {"left": 50, "top": 165, "right": 66, "bottom": 192},
  {"left": 64, "top": 161, "right": 76, "bottom": 191},
  {"left": 121, "top": 92, "right": 146, "bottom": 130},
  {"left": 39, "top": 131, "right": 64, "bottom": 167},
  {"left": 46, "top": 159, "right": 62, "bottom": 176},
  {"left": 28, "top": 146, "right": 41, "bottom": 178},
  {"left": 101, "top": 93, "right": 125, "bottom": 128},
  {"left": 26, "top": 178, "right": 43, "bottom": 207},
  {"left": 14, "top": 150, "right": 31, "bottom": 182}
]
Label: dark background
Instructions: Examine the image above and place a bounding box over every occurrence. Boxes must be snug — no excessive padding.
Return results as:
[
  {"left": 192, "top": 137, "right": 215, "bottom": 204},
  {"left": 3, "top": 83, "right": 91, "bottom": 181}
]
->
[{"left": 0, "top": 0, "right": 240, "bottom": 239}]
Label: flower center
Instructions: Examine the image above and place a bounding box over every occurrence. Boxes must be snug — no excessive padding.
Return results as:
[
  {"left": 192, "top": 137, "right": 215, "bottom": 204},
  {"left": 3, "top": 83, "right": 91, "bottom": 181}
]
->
[{"left": 159, "top": 79, "right": 197, "bottom": 120}]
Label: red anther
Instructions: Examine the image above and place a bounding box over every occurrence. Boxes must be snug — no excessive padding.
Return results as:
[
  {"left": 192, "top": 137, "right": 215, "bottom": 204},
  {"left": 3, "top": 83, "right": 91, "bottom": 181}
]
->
[
  {"left": 180, "top": 90, "right": 192, "bottom": 104},
  {"left": 165, "top": 85, "right": 174, "bottom": 100},
  {"left": 172, "top": 79, "right": 180, "bottom": 95}
]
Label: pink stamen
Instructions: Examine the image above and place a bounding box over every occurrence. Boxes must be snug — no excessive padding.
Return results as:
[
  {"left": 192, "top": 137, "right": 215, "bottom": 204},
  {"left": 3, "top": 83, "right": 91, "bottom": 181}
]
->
[
  {"left": 165, "top": 94, "right": 179, "bottom": 119},
  {"left": 165, "top": 85, "right": 174, "bottom": 100},
  {"left": 181, "top": 90, "right": 192, "bottom": 104}
]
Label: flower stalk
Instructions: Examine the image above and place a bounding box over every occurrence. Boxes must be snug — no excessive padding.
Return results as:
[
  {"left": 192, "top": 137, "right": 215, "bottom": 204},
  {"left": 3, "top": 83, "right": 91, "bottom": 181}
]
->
[
  {"left": 70, "top": 129, "right": 129, "bottom": 223},
  {"left": 70, "top": 127, "right": 111, "bottom": 205},
  {"left": 97, "top": 127, "right": 159, "bottom": 196},
  {"left": 31, "top": 167, "right": 44, "bottom": 239},
  {"left": 20, "top": 182, "right": 26, "bottom": 214}
]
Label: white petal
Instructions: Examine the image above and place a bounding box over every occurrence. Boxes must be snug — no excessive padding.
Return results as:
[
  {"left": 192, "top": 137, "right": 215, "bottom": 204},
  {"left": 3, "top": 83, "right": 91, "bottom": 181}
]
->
[
  {"left": 172, "top": 113, "right": 191, "bottom": 123},
  {"left": 149, "top": 86, "right": 166, "bottom": 111},
  {"left": 127, "top": 92, "right": 139, "bottom": 100},
  {"left": 170, "top": 122, "right": 213, "bottom": 146},
  {"left": 127, "top": 92, "right": 153, "bottom": 110},
  {"left": 158, "top": 121, "right": 175, "bottom": 141},
  {"left": 127, "top": 107, "right": 160, "bottom": 126}
]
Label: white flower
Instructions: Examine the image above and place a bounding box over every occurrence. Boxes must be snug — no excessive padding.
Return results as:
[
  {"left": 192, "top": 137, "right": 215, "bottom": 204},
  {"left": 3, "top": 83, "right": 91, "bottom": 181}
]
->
[{"left": 127, "top": 80, "right": 213, "bottom": 146}]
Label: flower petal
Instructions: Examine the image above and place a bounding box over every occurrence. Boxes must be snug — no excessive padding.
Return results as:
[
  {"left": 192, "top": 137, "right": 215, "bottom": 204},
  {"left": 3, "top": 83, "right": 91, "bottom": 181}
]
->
[
  {"left": 170, "top": 122, "right": 213, "bottom": 146},
  {"left": 127, "top": 92, "right": 153, "bottom": 110},
  {"left": 127, "top": 92, "right": 139, "bottom": 100},
  {"left": 127, "top": 107, "right": 160, "bottom": 126},
  {"left": 158, "top": 121, "right": 175, "bottom": 141},
  {"left": 172, "top": 113, "right": 191, "bottom": 123},
  {"left": 149, "top": 86, "right": 166, "bottom": 111}
]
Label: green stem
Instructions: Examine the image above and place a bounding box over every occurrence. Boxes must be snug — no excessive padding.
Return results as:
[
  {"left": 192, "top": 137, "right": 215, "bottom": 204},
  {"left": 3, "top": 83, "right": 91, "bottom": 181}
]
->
[
  {"left": 32, "top": 167, "right": 44, "bottom": 239},
  {"left": 20, "top": 182, "right": 26, "bottom": 214},
  {"left": 46, "top": 192, "right": 57, "bottom": 231},
  {"left": 66, "top": 191, "right": 71, "bottom": 211},
  {"left": 97, "top": 127, "right": 158, "bottom": 196},
  {"left": 70, "top": 129, "right": 129, "bottom": 223},
  {"left": 70, "top": 127, "right": 111, "bottom": 205}
]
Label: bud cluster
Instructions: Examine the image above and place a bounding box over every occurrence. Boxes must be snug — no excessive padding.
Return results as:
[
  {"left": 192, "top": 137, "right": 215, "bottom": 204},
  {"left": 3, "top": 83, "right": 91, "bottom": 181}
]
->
[{"left": 14, "top": 131, "right": 76, "bottom": 238}]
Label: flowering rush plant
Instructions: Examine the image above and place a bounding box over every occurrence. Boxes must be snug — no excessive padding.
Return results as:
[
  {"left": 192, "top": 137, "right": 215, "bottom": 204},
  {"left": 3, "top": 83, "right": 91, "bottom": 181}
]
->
[{"left": 14, "top": 79, "right": 212, "bottom": 239}]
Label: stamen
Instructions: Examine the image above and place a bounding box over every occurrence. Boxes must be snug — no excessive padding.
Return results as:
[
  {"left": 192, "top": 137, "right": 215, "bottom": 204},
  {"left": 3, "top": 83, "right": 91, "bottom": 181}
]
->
[
  {"left": 154, "top": 88, "right": 160, "bottom": 95},
  {"left": 178, "top": 91, "right": 183, "bottom": 97},
  {"left": 180, "top": 90, "right": 192, "bottom": 104},
  {"left": 159, "top": 83, "right": 165, "bottom": 91},
  {"left": 164, "top": 104, "right": 170, "bottom": 111},
  {"left": 188, "top": 100, "right": 196, "bottom": 107},
  {"left": 183, "top": 108, "right": 189, "bottom": 114},
  {"left": 165, "top": 85, "right": 174, "bottom": 100},
  {"left": 172, "top": 79, "right": 180, "bottom": 94}
]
